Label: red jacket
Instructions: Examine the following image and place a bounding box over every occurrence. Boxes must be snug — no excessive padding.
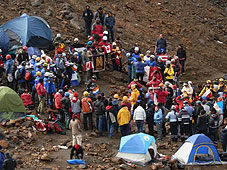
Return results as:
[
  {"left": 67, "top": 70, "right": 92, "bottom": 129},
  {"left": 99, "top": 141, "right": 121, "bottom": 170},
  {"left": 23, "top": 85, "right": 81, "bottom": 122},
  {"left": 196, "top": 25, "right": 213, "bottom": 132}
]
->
[
  {"left": 147, "top": 79, "right": 161, "bottom": 88},
  {"left": 176, "top": 96, "right": 190, "bottom": 109},
  {"left": 54, "top": 92, "right": 62, "bottom": 109},
  {"left": 92, "top": 24, "right": 103, "bottom": 35},
  {"left": 36, "top": 83, "right": 46, "bottom": 96},
  {"left": 99, "top": 41, "right": 112, "bottom": 54},
  {"left": 149, "top": 71, "right": 162, "bottom": 82},
  {"left": 21, "top": 93, "right": 33, "bottom": 106},
  {"left": 156, "top": 90, "right": 168, "bottom": 104},
  {"left": 128, "top": 81, "right": 142, "bottom": 89}
]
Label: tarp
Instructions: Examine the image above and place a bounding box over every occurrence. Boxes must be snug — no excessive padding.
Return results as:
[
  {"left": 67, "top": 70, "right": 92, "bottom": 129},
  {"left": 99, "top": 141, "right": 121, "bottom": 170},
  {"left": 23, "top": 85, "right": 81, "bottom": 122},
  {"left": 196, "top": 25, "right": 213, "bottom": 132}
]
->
[
  {"left": 27, "top": 47, "right": 42, "bottom": 57},
  {"left": 0, "top": 13, "right": 53, "bottom": 48},
  {"left": 0, "top": 28, "right": 9, "bottom": 54},
  {"left": 0, "top": 86, "right": 26, "bottom": 113}
]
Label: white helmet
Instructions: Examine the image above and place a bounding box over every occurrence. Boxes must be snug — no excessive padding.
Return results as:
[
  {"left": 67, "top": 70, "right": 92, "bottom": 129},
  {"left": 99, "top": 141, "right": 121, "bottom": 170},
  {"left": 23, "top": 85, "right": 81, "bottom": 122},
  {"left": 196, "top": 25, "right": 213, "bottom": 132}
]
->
[
  {"left": 56, "top": 33, "right": 61, "bottom": 37},
  {"left": 103, "top": 36, "right": 108, "bottom": 41},
  {"left": 73, "top": 52, "right": 78, "bottom": 56},
  {"left": 62, "top": 53, "right": 66, "bottom": 57},
  {"left": 74, "top": 38, "right": 79, "bottom": 42},
  {"left": 32, "top": 55, "right": 37, "bottom": 59},
  {"left": 146, "top": 50, "right": 151, "bottom": 54},
  {"left": 103, "top": 31, "right": 108, "bottom": 35},
  {"left": 112, "top": 42, "right": 117, "bottom": 46},
  {"left": 126, "top": 53, "right": 131, "bottom": 57},
  {"left": 134, "top": 47, "right": 139, "bottom": 51},
  {"left": 0, "top": 49, "right": 2, "bottom": 53},
  {"left": 44, "top": 72, "right": 50, "bottom": 77},
  {"left": 166, "top": 60, "right": 171, "bottom": 65}
]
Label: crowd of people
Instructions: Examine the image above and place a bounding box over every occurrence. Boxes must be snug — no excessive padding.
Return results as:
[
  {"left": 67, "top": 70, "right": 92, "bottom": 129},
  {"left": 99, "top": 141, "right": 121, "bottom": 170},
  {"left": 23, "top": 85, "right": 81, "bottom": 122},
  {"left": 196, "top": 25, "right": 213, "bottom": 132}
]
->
[{"left": 0, "top": 5, "right": 226, "bottom": 161}]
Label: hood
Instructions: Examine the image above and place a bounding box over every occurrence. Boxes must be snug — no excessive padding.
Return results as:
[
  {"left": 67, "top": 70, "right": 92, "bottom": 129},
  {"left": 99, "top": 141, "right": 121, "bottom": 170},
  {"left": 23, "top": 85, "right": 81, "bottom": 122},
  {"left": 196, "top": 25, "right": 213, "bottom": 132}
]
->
[{"left": 71, "top": 97, "right": 78, "bottom": 103}]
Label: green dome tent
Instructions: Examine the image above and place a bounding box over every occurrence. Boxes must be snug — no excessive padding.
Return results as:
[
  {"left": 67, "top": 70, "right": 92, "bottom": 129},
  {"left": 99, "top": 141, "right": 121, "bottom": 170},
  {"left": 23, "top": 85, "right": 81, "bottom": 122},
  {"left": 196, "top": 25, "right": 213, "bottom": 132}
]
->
[{"left": 0, "top": 86, "right": 26, "bottom": 120}]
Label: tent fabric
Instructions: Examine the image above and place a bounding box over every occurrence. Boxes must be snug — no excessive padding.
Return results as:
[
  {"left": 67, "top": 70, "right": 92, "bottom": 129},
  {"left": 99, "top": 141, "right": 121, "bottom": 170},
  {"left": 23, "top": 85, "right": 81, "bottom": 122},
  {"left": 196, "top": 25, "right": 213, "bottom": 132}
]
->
[
  {"left": 0, "top": 28, "right": 9, "bottom": 54},
  {"left": 173, "top": 134, "right": 222, "bottom": 165},
  {"left": 0, "top": 13, "right": 52, "bottom": 48},
  {"left": 4, "top": 29, "right": 22, "bottom": 48},
  {"left": 0, "top": 86, "right": 26, "bottom": 113},
  {"left": 27, "top": 47, "right": 42, "bottom": 57},
  {"left": 119, "top": 133, "right": 156, "bottom": 154}
]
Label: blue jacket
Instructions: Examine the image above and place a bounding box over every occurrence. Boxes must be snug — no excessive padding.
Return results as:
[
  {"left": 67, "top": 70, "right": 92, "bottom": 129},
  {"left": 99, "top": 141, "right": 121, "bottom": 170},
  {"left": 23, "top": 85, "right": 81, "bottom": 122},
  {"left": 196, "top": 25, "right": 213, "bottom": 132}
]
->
[
  {"left": 104, "top": 16, "right": 115, "bottom": 28},
  {"left": 132, "top": 53, "right": 140, "bottom": 60},
  {"left": 45, "top": 78, "right": 56, "bottom": 94},
  {"left": 147, "top": 60, "right": 157, "bottom": 67},
  {"left": 0, "top": 151, "right": 5, "bottom": 169},
  {"left": 184, "top": 105, "right": 194, "bottom": 116},
  {"left": 34, "top": 76, "right": 41, "bottom": 89},
  {"left": 19, "top": 67, "right": 26, "bottom": 83},
  {"left": 154, "top": 109, "right": 162, "bottom": 123},
  {"left": 29, "top": 70, "right": 36, "bottom": 85},
  {"left": 5, "top": 59, "right": 14, "bottom": 75},
  {"left": 134, "top": 61, "right": 146, "bottom": 74}
]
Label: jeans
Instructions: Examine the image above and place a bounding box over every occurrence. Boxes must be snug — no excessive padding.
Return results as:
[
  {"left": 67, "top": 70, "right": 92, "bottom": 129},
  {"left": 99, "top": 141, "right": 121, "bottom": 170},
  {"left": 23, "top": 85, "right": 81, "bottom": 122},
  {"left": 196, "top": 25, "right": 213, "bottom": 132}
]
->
[
  {"left": 107, "top": 27, "right": 114, "bottom": 42},
  {"left": 120, "top": 124, "right": 130, "bottom": 136},
  {"left": 83, "top": 112, "right": 93, "bottom": 130},
  {"left": 170, "top": 122, "right": 178, "bottom": 141},
  {"left": 85, "top": 21, "right": 92, "bottom": 36},
  {"left": 107, "top": 122, "right": 115, "bottom": 138},
  {"left": 179, "top": 60, "right": 185, "bottom": 73},
  {"left": 96, "top": 115, "right": 104, "bottom": 135},
  {"left": 156, "top": 122, "right": 163, "bottom": 139},
  {"left": 136, "top": 120, "right": 144, "bottom": 133},
  {"left": 128, "top": 67, "right": 132, "bottom": 83}
]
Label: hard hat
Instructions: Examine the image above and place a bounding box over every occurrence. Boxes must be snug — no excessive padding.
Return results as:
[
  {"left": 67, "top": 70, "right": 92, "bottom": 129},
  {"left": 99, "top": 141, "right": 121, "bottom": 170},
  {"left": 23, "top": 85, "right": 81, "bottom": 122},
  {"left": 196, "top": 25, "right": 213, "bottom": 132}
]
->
[
  {"left": 126, "top": 53, "right": 131, "bottom": 57},
  {"left": 23, "top": 46, "right": 28, "bottom": 50},
  {"left": 32, "top": 55, "right": 37, "bottom": 59},
  {"left": 112, "top": 42, "right": 117, "bottom": 46},
  {"left": 166, "top": 60, "right": 171, "bottom": 65},
  {"left": 74, "top": 38, "right": 79, "bottom": 42},
  {"left": 140, "top": 54, "right": 144, "bottom": 57},
  {"left": 219, "top": 78, "right": 224, "bottom": 82},
  {"left": 44, "top": 72, "right": 50, "bottom": 77},
  {"left": 183, "top": 82, "right": 188, "bottom": 86},
  {"left": 103, "top": 31, "right": 108, "bottom": 35},
  {"left": 103, "top": 36, "right": 108, "bottom": 41},
  {"left": 123, "top": 96, "right": 128, "bottom": 101},
  {"left": 73, "top": 91, "right": 79, "bottom": 97},
  {"left": 171, "top": 105, "right": 176, "bottom": 110},
  {"left": 6, "top": 54, "right": 11, "bottom": 60},
  {"left": 56, "top": 33, "right": 61, "bottom": 37},
  {"left": 188, "top": 81, "right": 192, "bottom": 85},
  {"left": 131, "top": 84, "right": 136, "bottom": 90},
  {"left": 36, "top": 71, "right": 41, "bottom": 76},
  {"left": 206, "top": 80, "right": 211, "bottom": 84},
  {"left": 165, "top": 81, "right": 170, "bottom": 86},
  {"left": 62, "top": 53, "right": 66, "bottom": 57},
  {"left": 58, "top": 89, "right": 63, "bottom": 94},
  {"left": 87, "top": 41, "right": 93, "bottom": 45},
  {"left": 91, "top": 76, "right": 97, "bottom": 80},
  {"left": 134, "top": 47, "right": 139, "bottom": 51},
  {"left": 43, "top": 63, "right": 48, "bottom": 67},
  {"left": 159, "top": 83, "right": 164, "bottom": 87},
  {"left": 65, "top": 92, "right": 70, "bottom": 97},
  {"left": 171, "top": 59, "right": 175, "bottom": 63},
  {"left": 73, "top": 52, "right": 78, "bottom": 56},
  {"left": 36, "top": 57, "right": 41, "bottom": 61},
  {"left": 146, "top": 50, "right": 151, "bottom": 54},
  {"left": 114, "top": 94, "right": 119, "bottom": 99},
  {"left": 83, "top": 91, "right": 89, "bottom": 97}
]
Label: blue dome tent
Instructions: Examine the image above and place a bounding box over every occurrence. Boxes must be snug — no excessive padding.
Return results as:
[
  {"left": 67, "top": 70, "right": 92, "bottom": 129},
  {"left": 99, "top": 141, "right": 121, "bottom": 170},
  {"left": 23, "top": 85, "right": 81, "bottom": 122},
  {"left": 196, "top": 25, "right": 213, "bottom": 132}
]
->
[
  {"left": 173, "top": 134, "right": 222, "bottom": 165},
  {"left": 0, "top": 28, "right": 9, "bottom": 54},
  {"left": 0, "top": 14, "right": 53, "bottom": 49}
]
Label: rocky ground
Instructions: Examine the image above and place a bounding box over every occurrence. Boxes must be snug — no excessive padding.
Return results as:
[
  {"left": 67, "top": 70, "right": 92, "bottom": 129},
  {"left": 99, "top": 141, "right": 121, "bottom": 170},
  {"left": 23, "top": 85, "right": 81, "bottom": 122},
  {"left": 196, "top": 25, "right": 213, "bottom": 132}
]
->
[{"left": 0, "top": 0, "right": 227, "bottom": 169}]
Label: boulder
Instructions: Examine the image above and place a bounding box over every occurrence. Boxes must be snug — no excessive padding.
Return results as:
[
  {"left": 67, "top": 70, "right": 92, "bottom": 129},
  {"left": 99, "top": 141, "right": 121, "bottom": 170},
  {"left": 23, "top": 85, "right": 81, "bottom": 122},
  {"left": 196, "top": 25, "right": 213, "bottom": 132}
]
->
[
  {"left": 111, "top": 157, "right": 124, "bottom": 164},
  {"left": 40, "top": 153, "right": 52, "bottom": 161},
  {"left": 0, "top": 140, "right": 8, "bottom": 148},
  {"left": 31, "top": 0, "right": 43, "bottom": 7}
]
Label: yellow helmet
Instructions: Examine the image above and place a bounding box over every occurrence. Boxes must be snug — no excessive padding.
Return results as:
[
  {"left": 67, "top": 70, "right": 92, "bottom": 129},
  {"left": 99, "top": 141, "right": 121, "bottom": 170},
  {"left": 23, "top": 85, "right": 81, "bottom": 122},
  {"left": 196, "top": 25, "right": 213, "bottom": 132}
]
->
[
  {"left": 140, "top": 54, "right": 144, "bottom": 57},
  {"left": 83, "top": 91, "right": 89, "bottom": 97},
  {"left": 219, "top": 78, "right": 224, "bottom": 82},
  {"left": 159, "top": 83, "right": 164, "bottom": 87},
  {"left": 36, "top": 57, "right": 41, "bottom": 61},
  {"left": 131, "top": 84, "right": 136, "bottom": 90},
  {"left": 114, "top": 94, "right": 119, "bottom": 99},
  {"left": 123, "top": 96, "right": 128, "bottom": 101},
  {"left": 206, "top": 80, "right": 211, "bottom": 84},
  {"left": 36, "top": 71, "right": 41, "bottom": 77}
]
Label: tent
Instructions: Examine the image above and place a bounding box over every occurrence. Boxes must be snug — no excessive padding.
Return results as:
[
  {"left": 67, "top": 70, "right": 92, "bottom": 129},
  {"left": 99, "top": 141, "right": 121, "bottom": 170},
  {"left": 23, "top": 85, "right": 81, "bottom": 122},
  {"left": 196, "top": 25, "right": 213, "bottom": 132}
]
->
[
  {"left": 172, "top": 134, "right": 222, "bottom": 165},
  {"left": 116, "top": 133, "right": 157, "bottom": 166},
  {"left": 0, "top": 14, "right": 53, "bottom": 49},
  {"left": 0, "top": 86, "right": 26, "bottom": 120},
  {"left": 27, "top": 47, "right": 42, "bottom": 57},
  {"left": 0, "top": 28, "right": 9, "bottom": 54}
]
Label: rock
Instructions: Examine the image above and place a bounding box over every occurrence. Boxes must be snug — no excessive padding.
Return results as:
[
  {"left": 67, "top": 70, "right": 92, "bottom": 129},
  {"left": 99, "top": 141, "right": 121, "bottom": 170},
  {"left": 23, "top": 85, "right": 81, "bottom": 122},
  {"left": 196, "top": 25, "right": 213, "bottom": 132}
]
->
[
  {"left": 198, "top": 38, "right": 205, "bottom": 45},
  {"left": 0, "top": 140, "right": 9, "bottom": 148},
  {"left": 66, "top": 141, "right": 72, "bottom": 148},
  {"left": 31, "top": 0, "right": 43, "bottom": 7},
  {"left": 89, "top": 132, "right": 97, "bottom": 137},
  {"left": 40, "top": 153, "right": 52, "bottom": 161},
  {"left": 78, "top": 164, "right": 87, "bottom": 169},
  {"left": 111, "top": 157, "right": 124, "bottom": 164},
  {"left": 66, "top": 166, "right": 71, "bottom": 169},
  {"left": 22, "top": 120, "right": 33, "bottom": 128},
  {"left": 65, "top": 13, "right": 74, "bottom": 20},
  {"left": 46, "top": 9, "right": 52, "bottom": 16}
]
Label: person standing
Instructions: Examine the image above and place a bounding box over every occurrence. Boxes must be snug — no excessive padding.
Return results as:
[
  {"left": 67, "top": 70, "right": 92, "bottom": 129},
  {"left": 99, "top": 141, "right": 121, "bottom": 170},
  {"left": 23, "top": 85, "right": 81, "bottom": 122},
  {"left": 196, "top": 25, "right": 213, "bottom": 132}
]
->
[
  {"left": 133, "top": 103, "right": 146, "bottom": 133},
  {"left": 176, "top": 44, "right": 186, "bottom": 74},
  {"left": 106, "top": 101, "right": 117, "bottom": 138},
  {"left": 220, "top": 125, "right": 227, "bottom": 152},
  {"left": 36, "top": 79, "right": 46, "bottom": 115},
  {"left": 154, "top": 34, "right": 168, "bottom": 55},
  {"left": 60, "top": 92, "right": 71, "bottom": 129},
  {"left": 94, "top": 7, "right": 105, "bottom": 26},
  {"left": 69, "top": 116, "right": 82, "bottom": 146},
  {"left": 154, "top": 105, "right": 163, "bottom": 140},
  {"left": 5, "top": 54, "right": 14, "bottom": 89},
  {"left": 82, "top": 4, "right": 93, "bottom": 36},
  {"left": 104, "top": 11, "right": 115, "bottom": 42},
  {"left": 71, "top": 92, "right": 81, "bottom": 121},
  {"left": 178, "top": 108, "right": 191, "bottom": 141},
  {"left": 54, "top": 89, "right": 64, "bottom": 122},
  {"left": 94, "top": 95, "right": 105, "bottom": 136}
]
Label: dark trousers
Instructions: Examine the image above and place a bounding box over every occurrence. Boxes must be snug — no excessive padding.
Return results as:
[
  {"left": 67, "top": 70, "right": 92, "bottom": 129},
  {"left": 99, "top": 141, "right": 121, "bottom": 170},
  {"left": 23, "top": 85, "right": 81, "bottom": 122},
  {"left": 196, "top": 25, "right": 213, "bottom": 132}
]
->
[
  {"left": 180, "top": 123, "right": 190, "bottom": 141},
  {"left": 180, "top": 60, "right": 185, "bottom": 73},
  {"left": 136, "top": 73, "right": 144, "bottom": 84},
  {"left": 170, "top": 122, "right": 178, "bottom": 141},
  {"left": 128, "top": 67, "right": 132, "bottom": 83},
  {"left": 58, "top": 108, "right": 65, "bottom": 123},
  {"left": 85, "top": 21, "right": 92, "bottom": 36},
  {"left": 107, "top": 27, "right": 114, "bottom": 42},
  {"left": 83, "top": 112, "right": 93, "bottom": 130},
  {"left": 147, "top": 117, "right": 154, "bottom": 135},
  {"left": 136, "top": 120, "right": 144, "bottom": 133},
  {"left": 120, "top": 124, "right": 130, "bottom": 136}
]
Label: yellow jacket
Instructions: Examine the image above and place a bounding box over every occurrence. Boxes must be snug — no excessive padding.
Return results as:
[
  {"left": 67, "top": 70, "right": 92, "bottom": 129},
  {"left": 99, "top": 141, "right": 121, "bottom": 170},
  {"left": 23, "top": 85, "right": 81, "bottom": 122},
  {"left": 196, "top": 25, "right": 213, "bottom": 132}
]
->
[
  {"left": 117, "top": 106, "right": 131, "bottom": 126},
  {"left": 217, "top": 84, "right": 227, "bottom": 93},
  {"left": 164, "top": 66, "right": 174, "bottom": 80},
  {"left": 199, "top": 86, "right": 214, "bottom": 99},
  {"left": 130, "top": 88, "right": 140, "bottom": 106}
]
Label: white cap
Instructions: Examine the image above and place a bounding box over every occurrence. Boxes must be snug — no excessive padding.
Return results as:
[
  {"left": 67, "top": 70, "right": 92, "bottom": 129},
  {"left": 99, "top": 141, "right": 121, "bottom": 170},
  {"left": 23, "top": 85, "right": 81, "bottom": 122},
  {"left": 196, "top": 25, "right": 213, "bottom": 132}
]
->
[
  {"left": 134, "top": 47, "right": 139, "bottom": 51},
  {"left": 146, "top": 50, "right": 151, "bottom": 54},
  {"left": 74, "top": 38, "right": 79, "bottom": 42},
  {"left": 188, "top": 81, "right": 192, "bottom": 85},
  {"left": 166, "top": 60, "right": 171, "bottom": 65},
  {"left": 44, "top": 72, "right": 50, "bottom": 77},
  {"left": 103, "top": 31, "right": 108, "bottom": 35},
  {"left": 73, "top": 52, "right": 78, "bottom": 56},
  {"left": 112, "top": 42, "right": 117, "bottom": 46},
  {"left": 57, "top": 33, "right": 61, "bottom": 37},
  {"left": 103, "top": 36, "right": 107, "bottom": 41},
  {"left": 126, "top": 53, "right": 131, "bottom": 57},
  {"left": 171, "top": 59, "right": 175, "bottom": 63},
  {"left": 62, "top": 53, "right": 66, "bottom": 57},
  {"left": 151, "top": 55, "right": 155, "bottom": 58},
  {"left": 32, "top": 55, "right": 37, "bottom": 59}
]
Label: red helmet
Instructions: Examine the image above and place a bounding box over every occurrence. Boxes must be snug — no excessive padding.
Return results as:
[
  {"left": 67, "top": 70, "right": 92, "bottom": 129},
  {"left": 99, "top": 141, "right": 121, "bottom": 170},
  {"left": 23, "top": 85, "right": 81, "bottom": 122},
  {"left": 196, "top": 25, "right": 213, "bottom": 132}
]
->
[
  {"left": 89, "top": 37, "right": 94, "bottom": 41},
  {"left": 23, "top": 46, "right": 28, "bottom": 51},
  {"left": 6, "top": 54, "right": 11, "bottom": 60}
]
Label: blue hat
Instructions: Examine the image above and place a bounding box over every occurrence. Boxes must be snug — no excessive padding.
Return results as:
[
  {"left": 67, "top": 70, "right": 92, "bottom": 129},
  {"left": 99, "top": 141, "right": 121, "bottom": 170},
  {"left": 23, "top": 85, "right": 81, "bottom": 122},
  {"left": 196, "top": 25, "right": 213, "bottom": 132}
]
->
[
  {"left": 87, "top": 41, "right": 93, "bottom": 45},
  {"left": 65, "top": 92, "right": 70, "bottom": 97}
]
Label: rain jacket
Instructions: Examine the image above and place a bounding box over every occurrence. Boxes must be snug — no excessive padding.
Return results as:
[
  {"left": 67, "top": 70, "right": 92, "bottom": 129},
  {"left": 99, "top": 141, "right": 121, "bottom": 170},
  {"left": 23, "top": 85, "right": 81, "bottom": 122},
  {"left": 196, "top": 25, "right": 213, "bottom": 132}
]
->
[
  {"left": 164, "top": 65, "right": 174, "bottom": 80},
  {"left": 5, "top": 59, "right": 14, "bottom": 75},
  {"left": 130, "top": 88, "right": 140, "bottom": 106},
  {"left": 54, "top": 92, "right": 62, "bottom": 109},
  {"left": 134, "top": 61, "right": 146, "bottom": 74},
  {"left": 45, "top": 78, "right": 56, "bottom": 94},
  {"left": 71, "top": 97, "right": 81, "bottom": 114},
  {"left": 117, "top": 106, "right": 131, "bottom": 126},
  {"left": 36, "top": 83, "right": 46, "bottom": 96},
  {"left": 133, "top": 106, "right": 146, "bottom": 121},
  {"left": 154, "top": 109, "right": 162, "bottom": 123}
]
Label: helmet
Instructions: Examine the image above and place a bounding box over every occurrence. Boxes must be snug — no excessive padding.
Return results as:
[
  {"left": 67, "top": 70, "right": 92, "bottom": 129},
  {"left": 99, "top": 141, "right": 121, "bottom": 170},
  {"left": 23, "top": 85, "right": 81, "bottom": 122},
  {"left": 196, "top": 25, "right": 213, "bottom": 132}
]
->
[
  {"left": 44, "top": 72, "right": 50, "bottom": 77},
  {"left": 103, "top": 31, "right": 108, "bottom": 35},
  {"left": 73, "top": 52, "right": 78, "bottom": 56},
  {"left": 23, "top": 46, "right": 28, "bottom": 51},
  {"left": 146, "top": 50, "right": 151, "bottom": 54},
  {"left": 206, "top": 80, "right": 211, "bottom": 84},
  {"left": 171, "top": 105, "right": 176, "bottom": 110},
  {"left": 58, "top": 89, "right": 63, "bottom": 94},
  {"left": 62, "top": 53, "right": 66, "bottom": 57},
  {"left": 56, "top": 33, "right": 61, "bottom": 37},
  {"left": 73, "top": 92, "right": 79, "bottom": 97},
  {"left": 140, "top": 54, "right": 144, "bottom": 57},
  {"left": 188, "top": 81, "right": 192, "bottom": 85},
  {"left": 91, "top": 76, "right": 97, "bottom": 80},
  {"left": 46, "top": 58, "right": 50, "bottom": 63},
  {"left": 159, "top": 83, "right": 164, "bottom": 87},
  {"left": 0, "top": 49, "right": 2, "bottom": 53},
  {"left": 166, "top": 60, "right": 171, "bottom": 65},
  {"left": 36, "top": 71, "right": 41, "bottom": 77},
  {"left": 126, "top": 53, "right": 131, "bottom": 57},
  {"left": 114, "top": 94, "right": 119, "bottom": 99},
  {"left": 36, "top": 57, "right": 41, "bottom": 62},
  {"left": 171, "top": 59, "right": 175, "bottom": 63},
  {"left": 123, "top": 96, "right": 128, "bottom": 101},
  {"left": 74, "top": 38, "right": 79, "bottom": 42},
  {"left": 32, "top": 55, "right": 37, "bottom": 59},
  {"left": 83, "top": 91, "right": 89, "bottom": 97},
  {"left": 134, "top": 47, "right": 139, "bottom": 51},
  {"left": 103, "top": 36, "right": 107, "bottom": 41},
  {"left": 183, "top": 82, "right": 188, "bottom": 86},
  {"left": 112, "top": 42, "right": 117, "bottom": 46},
  {"left": 43, "top": 63, "right": 48, "bottom": 67},
  {"left": 87, "top": 41, "right": 93, "bottom": 45},
  {"left": 65, "top": 92, "right": 70, "bottom": 97},
  {"left": 6, "top": 54, "right": 11, "bottom": 60},
  {"left": 219, "top": 78, "right": 224, "bottom": 82}
]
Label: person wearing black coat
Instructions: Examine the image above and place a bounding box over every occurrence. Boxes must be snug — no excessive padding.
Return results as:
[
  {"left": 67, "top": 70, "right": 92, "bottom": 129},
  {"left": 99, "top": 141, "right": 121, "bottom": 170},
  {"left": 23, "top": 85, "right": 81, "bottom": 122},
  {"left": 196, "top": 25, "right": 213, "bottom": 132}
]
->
[
  {"left": 197, "top": 110, "right": 209, "bottom": 135},
  {"left": 82, "top": 5, "right": 93, "bottom": 36},
  {"left": 3, "top": 153, "right": 16, "bottom": 170},
  {"left": 176, "top": 44, "right": 186, "bottom": 74},
  {"left": 106, "top": 101, "right": 117, "bottom": 138},
  {"left": 61, "top": 92, "right": 71, "bottom": 129},
  {"left": 220, "top": 126, "right": 227, "bottom": 152}
]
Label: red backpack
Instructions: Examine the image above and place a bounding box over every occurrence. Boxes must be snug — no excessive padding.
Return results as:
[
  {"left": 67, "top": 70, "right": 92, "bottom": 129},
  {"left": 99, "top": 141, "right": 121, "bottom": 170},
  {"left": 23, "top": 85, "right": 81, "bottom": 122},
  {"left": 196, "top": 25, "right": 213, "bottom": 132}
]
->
[{"left": 25, "top": 71, "right": 31, "bottom": 81}]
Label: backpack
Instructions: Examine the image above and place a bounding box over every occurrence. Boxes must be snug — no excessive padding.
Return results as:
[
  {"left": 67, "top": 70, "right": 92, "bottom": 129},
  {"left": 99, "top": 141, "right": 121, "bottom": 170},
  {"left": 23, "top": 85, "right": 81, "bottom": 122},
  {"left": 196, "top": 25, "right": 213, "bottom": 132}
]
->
[
  {"left": 82, "top": 98, "right": 92, "bottom": 113},
  {"left": 54, "top": 120, "right": 66, "bottom": 135},
  {"left": 25, "top": 71, "right": 31, "bottom": 81}
]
